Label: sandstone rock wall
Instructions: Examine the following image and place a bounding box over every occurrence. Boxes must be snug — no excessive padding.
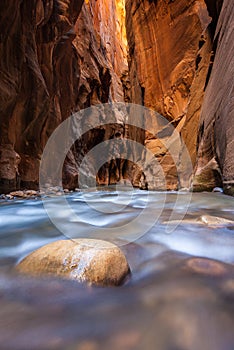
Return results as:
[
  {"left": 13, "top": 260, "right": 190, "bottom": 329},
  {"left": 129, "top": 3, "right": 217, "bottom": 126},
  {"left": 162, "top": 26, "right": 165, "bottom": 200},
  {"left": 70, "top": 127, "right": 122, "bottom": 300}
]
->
[
  {"left": 195, "top": 0, "right": 234, "bottom": 194},
  {"left": 0, "top": 0, "right": 84, "bottom": 192},
  {"left": 0, "top": 0, "right": 129, "bottom": 192},
  {"left": 0, "top": 0, "right": 233, "bottom": 193},
  {"left": 125, "top": 0, "right": 217, "bottom": 189}
]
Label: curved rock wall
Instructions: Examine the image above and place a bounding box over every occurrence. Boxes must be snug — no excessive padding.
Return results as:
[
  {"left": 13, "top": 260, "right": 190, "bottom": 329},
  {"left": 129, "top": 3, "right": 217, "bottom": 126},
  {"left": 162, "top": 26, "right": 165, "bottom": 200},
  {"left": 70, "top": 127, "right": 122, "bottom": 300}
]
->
[
  {"left": 0, "top": 0, "right": 129, "bottom": 192},
  {"left": 0, "top": 0, "right": 84, "bottom": 191},
  {"left": 125, "top": 0, "right": 215, "bottom": 189},
  {"left": 0, "top": 0, "right": 233, "bottom": 193},
  {"left": 195, "top": 0, "right": 234, "bottom": 194}
]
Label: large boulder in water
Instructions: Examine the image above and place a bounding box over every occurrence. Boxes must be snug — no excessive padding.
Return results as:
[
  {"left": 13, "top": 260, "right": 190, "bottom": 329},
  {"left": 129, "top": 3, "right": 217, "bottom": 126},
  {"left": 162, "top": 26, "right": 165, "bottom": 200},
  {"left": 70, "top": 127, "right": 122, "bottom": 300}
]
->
[{"left": 16, "top": 239, "right": 130, "bottom": 286}]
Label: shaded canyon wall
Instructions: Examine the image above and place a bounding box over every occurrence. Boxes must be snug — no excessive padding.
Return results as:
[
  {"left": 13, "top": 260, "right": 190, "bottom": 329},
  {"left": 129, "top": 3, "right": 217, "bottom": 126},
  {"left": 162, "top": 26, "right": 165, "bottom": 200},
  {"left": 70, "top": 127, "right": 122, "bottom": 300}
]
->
[
  {"left": 194, "top": 0, "right": 234, "bottom": 194},
  {"left": 0, "top": 0, "right": 130, "bottom": 192},
  {"left": 0, "top": 0, "right": 233, "bottom": 193},
  {"left": 0, "top": 0, "right": 83, "bottom": 191}
]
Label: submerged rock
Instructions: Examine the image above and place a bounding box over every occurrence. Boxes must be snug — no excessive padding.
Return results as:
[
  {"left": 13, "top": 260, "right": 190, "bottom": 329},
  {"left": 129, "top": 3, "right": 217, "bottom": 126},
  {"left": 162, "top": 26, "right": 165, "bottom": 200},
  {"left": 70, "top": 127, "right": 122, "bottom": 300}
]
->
[
  {"left": 186, "top": 258, "right": 227, "bottom": 276},
  {"left": 164, "top": 214, "right": 234, "bottom": 227},
  {"left": 198, "top": 215, "right": 234, "bottom": 226},
  {"left": 16, "top": 239, "right": 130, "bottom": 286}
]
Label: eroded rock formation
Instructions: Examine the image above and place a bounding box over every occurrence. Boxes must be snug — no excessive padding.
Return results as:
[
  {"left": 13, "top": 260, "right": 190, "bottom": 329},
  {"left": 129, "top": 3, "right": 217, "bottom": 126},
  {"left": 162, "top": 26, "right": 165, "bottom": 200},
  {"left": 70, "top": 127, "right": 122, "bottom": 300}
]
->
[
  {"left": 126, "top": 0, "right": 220, "bottom": 189},
  {"left": 0, "top": 0, "right": 129, "bottom": 192},
  {"left": 195, "top": 0, "right": 234, "bottom": 194},
  {"left": 0, "top": 0, "right": 233, "bottom": 193},
  {"left": 0, "top": 0, "right": 84, "bottom": 192}
]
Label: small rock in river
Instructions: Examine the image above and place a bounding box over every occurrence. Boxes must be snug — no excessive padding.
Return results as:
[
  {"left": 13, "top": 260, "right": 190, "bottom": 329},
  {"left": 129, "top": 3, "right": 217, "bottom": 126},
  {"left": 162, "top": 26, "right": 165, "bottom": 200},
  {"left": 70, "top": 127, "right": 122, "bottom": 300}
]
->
[
  {"left": 5, "top": 194, "right": 13, "bottom": 200},
  {"left": 16, "top": 239, "right": 130, "bottom": 286},
  {"left": 10, "top": 190, "right": 25, "bottom": 197},
  {"left": 212, "top": 187, "right": 223, "bottom": 193},
  {"left": 25, "top": 190, "right": 38, "bottom": 196},
  {"left": 164, "top": 214, "right": 234, "bottom": 227},
  {"left": 198, "top": 215, "right": 233, "bottom": 226}
]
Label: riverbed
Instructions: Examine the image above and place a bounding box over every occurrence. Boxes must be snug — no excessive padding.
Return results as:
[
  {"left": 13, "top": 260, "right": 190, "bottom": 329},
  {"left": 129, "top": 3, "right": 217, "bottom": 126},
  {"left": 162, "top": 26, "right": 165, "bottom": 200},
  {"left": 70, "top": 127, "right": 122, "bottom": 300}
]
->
[{"left": 0, "top": 190, "right": 234, "bottom": 350}]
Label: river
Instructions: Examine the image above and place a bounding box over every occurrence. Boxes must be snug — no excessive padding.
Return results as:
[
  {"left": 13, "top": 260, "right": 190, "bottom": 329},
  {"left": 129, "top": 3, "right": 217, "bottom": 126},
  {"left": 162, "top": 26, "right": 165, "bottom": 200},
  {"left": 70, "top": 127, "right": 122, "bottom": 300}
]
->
[{"left": 0, "top": 190, "right": 234, "bottom": 350}]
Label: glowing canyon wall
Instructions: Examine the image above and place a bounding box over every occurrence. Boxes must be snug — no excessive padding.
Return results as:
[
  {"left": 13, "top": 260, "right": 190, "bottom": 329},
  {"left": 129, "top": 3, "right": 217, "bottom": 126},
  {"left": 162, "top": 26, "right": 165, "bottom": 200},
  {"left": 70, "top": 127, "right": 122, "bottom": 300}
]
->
[{"left": 0, "top": 0, "right": 233, "bottom": 193}]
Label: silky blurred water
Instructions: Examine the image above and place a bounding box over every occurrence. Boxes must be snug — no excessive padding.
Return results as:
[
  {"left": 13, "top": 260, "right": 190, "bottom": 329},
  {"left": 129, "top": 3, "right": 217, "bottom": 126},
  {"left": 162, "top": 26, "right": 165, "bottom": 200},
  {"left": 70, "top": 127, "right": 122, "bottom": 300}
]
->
[{"left": 0, "top": 190, "right": 234, "bottom": 350}]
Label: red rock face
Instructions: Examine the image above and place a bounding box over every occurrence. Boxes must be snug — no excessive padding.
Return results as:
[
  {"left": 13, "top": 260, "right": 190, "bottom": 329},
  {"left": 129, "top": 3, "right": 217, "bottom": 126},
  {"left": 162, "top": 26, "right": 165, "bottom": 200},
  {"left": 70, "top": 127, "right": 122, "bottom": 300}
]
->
[
  {"left": 0, "top": 0, "right": 84, "bottom": 192},
  {"left": 125, "top": 0, "right": 215, "bottom": 189},
  {"left": 0, "top": 0, "right": 233, "bottom": 193},
  {"left": 0, "top": 0, "right": 129, "bottom": 192}
]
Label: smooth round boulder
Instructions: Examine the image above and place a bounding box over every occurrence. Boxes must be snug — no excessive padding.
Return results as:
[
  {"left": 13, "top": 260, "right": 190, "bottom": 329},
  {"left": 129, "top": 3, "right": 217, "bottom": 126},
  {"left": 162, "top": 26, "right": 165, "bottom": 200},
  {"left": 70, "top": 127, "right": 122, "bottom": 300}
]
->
[{"left": 16, "top": 239, "right": 130, "bottom": 286}]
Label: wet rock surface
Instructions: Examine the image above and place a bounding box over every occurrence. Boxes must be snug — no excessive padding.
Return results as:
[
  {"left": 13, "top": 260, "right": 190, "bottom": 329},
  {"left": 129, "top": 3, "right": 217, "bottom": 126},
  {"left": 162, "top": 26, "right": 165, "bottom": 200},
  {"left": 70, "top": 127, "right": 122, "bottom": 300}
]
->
[
  {"left": 17, "top": 239, "right": 130, "bottom": 286},
  {"left": 164, "top": 214, "right": 234, "bottom": 227}
]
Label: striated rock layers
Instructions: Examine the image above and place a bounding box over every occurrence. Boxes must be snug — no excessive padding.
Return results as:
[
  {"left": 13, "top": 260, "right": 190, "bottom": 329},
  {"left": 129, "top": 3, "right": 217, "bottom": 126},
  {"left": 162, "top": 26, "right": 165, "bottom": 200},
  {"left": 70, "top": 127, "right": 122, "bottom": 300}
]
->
[
  {"left": 0, "top": 0, "right": 129, "bottom": 192},
  {"left": 125, "top": 0, "right": 225, "bottom": 190},
  {"left": 0, "top": 0, "right": 233, "bottom": 193},
  {"left": 0, "top": 0, "right": 83, "bottom": 192},
  {"left": 195, "top": 0, "right": 234, "bottom": 194}
]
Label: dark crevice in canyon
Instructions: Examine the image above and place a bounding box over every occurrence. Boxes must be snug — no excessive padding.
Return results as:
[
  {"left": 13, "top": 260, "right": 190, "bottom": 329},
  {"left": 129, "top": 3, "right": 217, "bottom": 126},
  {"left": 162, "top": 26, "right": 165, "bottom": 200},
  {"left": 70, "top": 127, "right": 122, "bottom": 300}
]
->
[
  {"left": 0, "top": 0, "right": 233, "bottom": 194},
  {"left": 204, "top": 0, "right": 224, "bottom": 39},
  {"left": 203, "top": 0, "right": 223, "bottom": 91}
]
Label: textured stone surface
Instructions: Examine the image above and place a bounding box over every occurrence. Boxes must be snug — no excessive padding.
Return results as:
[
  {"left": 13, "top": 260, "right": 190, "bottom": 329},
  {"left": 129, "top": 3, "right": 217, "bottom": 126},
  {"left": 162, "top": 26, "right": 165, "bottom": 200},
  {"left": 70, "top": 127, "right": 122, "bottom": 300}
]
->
[
  {"left": 0, "top": 0, "right": 233, "bottom": 193},
  {"left": 125, "top": 0, "right": 215, "bottom": 189},
  {"left": 17, "top": 239, "right": 130, "bottom": 286},
  {"left": 0, "top": 0, "right": 84, "bottom": 192},
  {"left": 195, "top": 0, "right": 234, "bottom": 194},
  {"left": 0, "top": 0, "right": 129, "bottom": 192}
]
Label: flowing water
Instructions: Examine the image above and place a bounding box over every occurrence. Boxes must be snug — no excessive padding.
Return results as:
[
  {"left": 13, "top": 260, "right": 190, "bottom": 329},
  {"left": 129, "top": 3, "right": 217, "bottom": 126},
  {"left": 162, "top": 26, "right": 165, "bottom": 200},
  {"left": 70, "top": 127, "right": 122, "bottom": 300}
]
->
[{"left": 0, "top": 190, "right": 234, "bottom": 350}]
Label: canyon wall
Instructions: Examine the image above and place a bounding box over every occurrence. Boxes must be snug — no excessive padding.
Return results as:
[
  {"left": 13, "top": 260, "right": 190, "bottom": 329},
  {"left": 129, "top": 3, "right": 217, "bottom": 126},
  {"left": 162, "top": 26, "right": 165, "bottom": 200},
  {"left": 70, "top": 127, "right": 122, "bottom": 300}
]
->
[
  {"left": 0, "top": 0, "right": 129, "bottom": 192},
  {"left": 0, "top": 0, "right": 233, "bottom": 193},
  {"left": 125, "top": 0, "right": 224, "bottom": 189},
  {"left": 195, "top": 0, "right": 234, "bottom": 194},
  {"left": 0, "top": 0, "right": 84, "bottom": 192}
]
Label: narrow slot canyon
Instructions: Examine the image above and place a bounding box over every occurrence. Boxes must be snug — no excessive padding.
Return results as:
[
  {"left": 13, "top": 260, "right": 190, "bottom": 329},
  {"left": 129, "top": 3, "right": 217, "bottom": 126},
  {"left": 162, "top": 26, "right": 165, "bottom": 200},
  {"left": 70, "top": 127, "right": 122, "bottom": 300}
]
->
[
  {"left": 0, "top": 2, "right": 234, "bottom": 349},
  {"left": 0, "top": 0, "right": 233, "bottom": 194}
]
